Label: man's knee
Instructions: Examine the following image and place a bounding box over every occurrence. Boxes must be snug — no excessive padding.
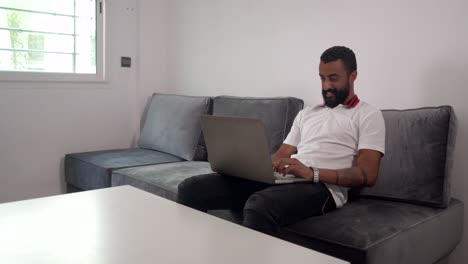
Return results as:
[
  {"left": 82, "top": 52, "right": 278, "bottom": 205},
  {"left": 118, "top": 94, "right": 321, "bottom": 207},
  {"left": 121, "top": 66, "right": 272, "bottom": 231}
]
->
[
  {"left": 242, "top": 193, "right": 280, "bottom": 234},
  {"left": 177, "top": 176, "right": 207, "bottom": 211}
]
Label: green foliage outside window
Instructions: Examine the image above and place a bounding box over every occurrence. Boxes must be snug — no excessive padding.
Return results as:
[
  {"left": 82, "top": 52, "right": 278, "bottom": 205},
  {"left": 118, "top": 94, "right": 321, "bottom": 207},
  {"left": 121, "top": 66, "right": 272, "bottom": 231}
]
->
[{"left": 6, "top": 10, "right": 26, "bottom": 69}]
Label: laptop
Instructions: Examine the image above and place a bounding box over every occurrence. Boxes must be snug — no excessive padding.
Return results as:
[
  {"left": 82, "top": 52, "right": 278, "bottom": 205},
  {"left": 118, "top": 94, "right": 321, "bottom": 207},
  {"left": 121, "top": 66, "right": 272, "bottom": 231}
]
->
[{"left": 200, "top": 115, "right": 312, "bottom": 184}]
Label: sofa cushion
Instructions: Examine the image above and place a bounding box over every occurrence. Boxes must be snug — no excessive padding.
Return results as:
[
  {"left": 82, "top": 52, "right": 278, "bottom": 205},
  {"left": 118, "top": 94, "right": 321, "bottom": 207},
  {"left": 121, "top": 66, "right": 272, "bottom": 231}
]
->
[
  {"left": 65, "top": 148, "right": 183, "bottom": 190},
  {"left": 213, "top": 96, "right": 303, "bottom": 154},
  {"left": 353, "top": 106, "right": 456, "bottom": 208},
  {"left": 138, "top": 94, "right": 213, "bottom": 161},
  {"left": 280, "top": 198, "right": 463, "bottom": 264},
  {"left": 111, "top": 161, "right": 215, "bottom": 201}
]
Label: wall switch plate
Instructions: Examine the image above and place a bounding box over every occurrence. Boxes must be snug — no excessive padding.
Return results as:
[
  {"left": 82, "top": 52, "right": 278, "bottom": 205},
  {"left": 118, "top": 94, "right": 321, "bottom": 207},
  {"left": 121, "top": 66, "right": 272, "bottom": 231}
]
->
[{"left": 121, "top": 57, "right": 131, "bottom": 67}]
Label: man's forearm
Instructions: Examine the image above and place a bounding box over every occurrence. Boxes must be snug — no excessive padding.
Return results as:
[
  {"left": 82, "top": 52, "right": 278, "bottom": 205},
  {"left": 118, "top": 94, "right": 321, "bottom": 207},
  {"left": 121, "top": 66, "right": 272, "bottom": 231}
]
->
[
  {"left": 318, "top": 166, "right": 372, "bottom": 188},
  {"left": 271, "top": 144, "right": 297, "bottom": 162},
  {"left": 271, "top": 152, "right": 290, "bottom": 161}
]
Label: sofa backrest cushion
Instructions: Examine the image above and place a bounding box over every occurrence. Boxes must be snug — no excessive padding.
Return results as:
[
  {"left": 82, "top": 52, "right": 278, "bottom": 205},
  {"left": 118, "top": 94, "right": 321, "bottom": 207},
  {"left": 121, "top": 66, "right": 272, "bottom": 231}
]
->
[
  {"left": 212, "top": 96, "right": 304, "bottom": 154},
  {"left": 138, "top": 94, "right": 213, "bottom": 161},
  {"left": 354, "top": 106, "right": 456, "bottom": 208}
]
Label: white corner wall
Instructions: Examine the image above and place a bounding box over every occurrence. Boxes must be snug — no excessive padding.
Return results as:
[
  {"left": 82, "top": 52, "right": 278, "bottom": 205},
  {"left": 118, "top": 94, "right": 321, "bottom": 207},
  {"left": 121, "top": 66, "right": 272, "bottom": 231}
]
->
[
  {"left": 142, "top": 0, "right": 467, "bottom": 263},
  {"left": 0, "top": 0, "right": 140, "bottom": 202},
  {"left": 137, "top": 0, "right": 171, "bottom": 123}
]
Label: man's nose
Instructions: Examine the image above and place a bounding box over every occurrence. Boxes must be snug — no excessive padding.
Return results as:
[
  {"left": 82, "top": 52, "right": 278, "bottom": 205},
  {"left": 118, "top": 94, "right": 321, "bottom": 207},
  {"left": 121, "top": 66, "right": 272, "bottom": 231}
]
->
[{"left": 323, "top": 80, "right": 333, "bottom": 90}]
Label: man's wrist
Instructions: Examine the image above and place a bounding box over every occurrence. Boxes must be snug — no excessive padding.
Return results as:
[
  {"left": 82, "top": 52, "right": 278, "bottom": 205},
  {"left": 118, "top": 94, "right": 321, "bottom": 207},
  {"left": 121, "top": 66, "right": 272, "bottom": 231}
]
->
[{"left": 309, "top": 167, "right": 320, "bottom": 183}]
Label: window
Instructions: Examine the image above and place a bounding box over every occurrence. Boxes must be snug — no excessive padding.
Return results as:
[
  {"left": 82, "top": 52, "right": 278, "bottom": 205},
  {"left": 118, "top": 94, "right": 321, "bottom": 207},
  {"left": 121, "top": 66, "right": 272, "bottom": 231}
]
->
[
  {"left": 28, "top": 34, "right": 45, "bottom": 64},
  {"left": 0, "top": 0, "right": 105, "bottom": 82}
]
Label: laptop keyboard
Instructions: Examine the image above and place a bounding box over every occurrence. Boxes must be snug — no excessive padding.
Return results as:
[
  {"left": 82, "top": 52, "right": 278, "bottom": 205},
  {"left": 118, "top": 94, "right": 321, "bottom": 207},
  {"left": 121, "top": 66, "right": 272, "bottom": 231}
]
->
[{"left": 273, "top": 171, "right": 297, "bottom": 179}]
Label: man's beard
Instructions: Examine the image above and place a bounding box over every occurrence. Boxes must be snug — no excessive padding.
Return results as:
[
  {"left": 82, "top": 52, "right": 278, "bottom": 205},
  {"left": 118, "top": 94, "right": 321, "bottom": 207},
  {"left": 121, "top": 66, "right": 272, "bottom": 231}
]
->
[{"left": 322, "top": 82, "right": 350, "bottom": 108}]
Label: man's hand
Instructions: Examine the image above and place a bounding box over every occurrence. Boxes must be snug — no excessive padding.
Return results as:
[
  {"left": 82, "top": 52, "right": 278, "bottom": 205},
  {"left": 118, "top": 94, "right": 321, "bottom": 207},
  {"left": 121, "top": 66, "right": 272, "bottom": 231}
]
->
[
  {"left": 271, "top": 144, "right": 297, "bottom": 166},
  {"left": 273, "top": 158, "right": 313, "bottom": 179}
]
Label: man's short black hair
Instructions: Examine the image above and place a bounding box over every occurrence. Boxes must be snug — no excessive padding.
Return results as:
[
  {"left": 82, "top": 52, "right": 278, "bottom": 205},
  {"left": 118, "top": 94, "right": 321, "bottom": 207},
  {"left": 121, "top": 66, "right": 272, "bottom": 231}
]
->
[{"left": 320, "top": 46, "right": 357, "bottom": 74}]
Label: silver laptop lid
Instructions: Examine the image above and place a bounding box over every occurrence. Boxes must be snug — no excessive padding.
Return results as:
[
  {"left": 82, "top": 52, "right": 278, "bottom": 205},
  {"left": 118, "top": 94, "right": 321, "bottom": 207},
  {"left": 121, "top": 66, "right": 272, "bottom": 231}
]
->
[{"left": 200, "top": 115, "right": 275, "bottom": 184}]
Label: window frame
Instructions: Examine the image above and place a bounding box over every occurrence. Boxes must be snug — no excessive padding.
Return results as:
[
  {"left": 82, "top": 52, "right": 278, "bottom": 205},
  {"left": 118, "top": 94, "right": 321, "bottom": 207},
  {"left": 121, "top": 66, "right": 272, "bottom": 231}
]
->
[{"left": 0, "top": 0, "right": 106, "bottom": 83}]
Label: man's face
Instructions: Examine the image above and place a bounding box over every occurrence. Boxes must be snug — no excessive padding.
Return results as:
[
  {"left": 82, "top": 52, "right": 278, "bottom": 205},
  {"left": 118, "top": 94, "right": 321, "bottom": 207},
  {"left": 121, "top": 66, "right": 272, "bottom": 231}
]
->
[{"left": 319, "top": 60, "right": 353, "bottom": 108}]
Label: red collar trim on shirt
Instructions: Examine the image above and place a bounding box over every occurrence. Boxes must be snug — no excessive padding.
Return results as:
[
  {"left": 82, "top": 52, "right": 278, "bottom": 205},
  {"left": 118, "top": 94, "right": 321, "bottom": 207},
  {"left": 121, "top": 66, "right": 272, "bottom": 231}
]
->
[
  {"left": 320, "top": 95, "right": 360, "bottom": 108},
  {"left": 345, "top": 95, "right": 360, "bottom": 108}
]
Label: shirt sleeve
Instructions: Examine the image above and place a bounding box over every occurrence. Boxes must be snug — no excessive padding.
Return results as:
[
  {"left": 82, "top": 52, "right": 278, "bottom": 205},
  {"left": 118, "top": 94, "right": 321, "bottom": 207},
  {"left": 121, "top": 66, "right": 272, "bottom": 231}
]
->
[
  {"left": 358, "top": 108, "right": 386, "bottom": 155},
  {"left": 283, "top": 110, "right": 303, "bottom": 147}
]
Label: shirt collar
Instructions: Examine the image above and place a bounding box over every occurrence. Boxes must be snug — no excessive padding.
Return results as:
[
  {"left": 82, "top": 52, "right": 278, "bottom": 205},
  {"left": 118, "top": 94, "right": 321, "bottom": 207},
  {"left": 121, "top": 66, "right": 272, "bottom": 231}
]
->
[
  {"left": 321, "top": 95, "right": 360, "bottom": 108},
  {"left": 344, "top": 95, "right": 360, "bottom": 108}
]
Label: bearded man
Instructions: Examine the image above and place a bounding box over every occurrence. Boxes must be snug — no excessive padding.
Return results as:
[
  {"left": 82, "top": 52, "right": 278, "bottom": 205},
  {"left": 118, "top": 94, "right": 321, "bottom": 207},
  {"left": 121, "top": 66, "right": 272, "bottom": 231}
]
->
[{"left": 177, "top": 46, "right": 386, "bottom": 234}]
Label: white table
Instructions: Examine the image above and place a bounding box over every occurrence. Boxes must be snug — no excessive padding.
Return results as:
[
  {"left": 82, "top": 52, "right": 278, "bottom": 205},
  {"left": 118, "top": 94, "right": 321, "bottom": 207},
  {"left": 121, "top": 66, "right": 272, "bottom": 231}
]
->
[{"left": 0, "top": 185, "right": 348, "bottom": 264}]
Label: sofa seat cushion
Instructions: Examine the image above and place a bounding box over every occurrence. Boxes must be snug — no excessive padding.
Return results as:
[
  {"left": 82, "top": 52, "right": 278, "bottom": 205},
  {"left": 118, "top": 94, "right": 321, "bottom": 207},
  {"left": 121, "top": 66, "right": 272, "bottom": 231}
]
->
[
  {"left": 65, "top": 148, "right": 183, "bottom": 190},
  {"left": 280, "top": 198, "right": 463, "bottom": 264},
  {"left": 111, "top": 161, "right": 215, "bottom": 201},
  {"left": 213, "top": 96, "right": 303, "bottom": 153}
]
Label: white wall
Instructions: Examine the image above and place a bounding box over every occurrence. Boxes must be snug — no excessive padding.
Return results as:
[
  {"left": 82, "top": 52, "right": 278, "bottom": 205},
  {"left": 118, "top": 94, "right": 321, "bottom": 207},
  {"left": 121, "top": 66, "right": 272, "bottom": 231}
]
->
[
  {"left": 150, "top": 0, "right": 468, "bottom": 263},
  {"left": 0, "top": 0, "right": 140, "bottom": 202},
  {"left": 137, "top": 0, "right": 171, "bottom": 127}
]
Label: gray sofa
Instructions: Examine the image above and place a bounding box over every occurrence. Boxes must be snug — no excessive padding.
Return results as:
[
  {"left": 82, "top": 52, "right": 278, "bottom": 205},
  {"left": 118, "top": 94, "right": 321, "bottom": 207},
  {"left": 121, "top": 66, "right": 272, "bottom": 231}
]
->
[{"left": 65, "top": 93, "right": 463, "bottom": 264}]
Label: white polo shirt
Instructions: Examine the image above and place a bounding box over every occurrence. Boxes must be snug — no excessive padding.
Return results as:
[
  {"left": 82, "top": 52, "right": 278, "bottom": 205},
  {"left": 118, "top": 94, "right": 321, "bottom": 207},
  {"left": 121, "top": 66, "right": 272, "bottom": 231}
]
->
[{"left": 283, "top": 97, "right": 385, "bottom": 208}]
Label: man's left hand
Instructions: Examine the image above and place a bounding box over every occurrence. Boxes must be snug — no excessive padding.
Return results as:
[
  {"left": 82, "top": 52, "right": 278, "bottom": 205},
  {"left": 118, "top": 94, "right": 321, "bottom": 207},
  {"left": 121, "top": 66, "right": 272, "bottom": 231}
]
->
[{"left": 273, "top": 158, "right": 313, "bottom": 179}]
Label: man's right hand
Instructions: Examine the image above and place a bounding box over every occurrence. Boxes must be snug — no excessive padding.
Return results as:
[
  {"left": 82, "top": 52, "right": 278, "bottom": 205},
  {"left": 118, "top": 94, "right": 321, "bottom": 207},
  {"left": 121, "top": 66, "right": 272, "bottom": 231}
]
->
[
  {"left": 271, "top": 144, "right": 298, "bottom": 170},
  {"left": 272, "top": 158, "right": 313, "bottom": 179}
]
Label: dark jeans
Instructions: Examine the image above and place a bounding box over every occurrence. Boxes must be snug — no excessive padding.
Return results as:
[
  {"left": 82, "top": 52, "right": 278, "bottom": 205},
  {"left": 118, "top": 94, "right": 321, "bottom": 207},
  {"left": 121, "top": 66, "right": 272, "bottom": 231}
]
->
[{"left": 177, "top": 174, "right": 336, "bottom": 234}]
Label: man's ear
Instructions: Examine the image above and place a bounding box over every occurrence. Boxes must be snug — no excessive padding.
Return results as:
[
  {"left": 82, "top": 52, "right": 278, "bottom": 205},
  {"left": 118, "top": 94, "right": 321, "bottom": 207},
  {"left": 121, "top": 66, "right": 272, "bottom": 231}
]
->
[{"left": 351, "top": 70, "right": 358, "bottom": 82}]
